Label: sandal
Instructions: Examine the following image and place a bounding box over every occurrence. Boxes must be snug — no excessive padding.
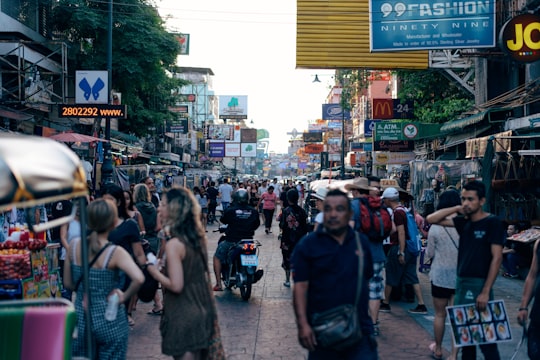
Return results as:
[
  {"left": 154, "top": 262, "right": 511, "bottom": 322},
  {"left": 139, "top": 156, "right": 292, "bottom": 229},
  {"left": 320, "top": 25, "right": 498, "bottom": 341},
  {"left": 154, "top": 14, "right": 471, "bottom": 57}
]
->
[
  {"left": 213, "top": 285, "right": 223, "bottom": 291},
  {"left": 429, "top": 343, "right": 443, "bottom": 360},
  {"left": 147, "top": 309, "right": 163, "bottom": 316},
  {"left": 127, "top": 314, "right": 135, "bottom": 326}
]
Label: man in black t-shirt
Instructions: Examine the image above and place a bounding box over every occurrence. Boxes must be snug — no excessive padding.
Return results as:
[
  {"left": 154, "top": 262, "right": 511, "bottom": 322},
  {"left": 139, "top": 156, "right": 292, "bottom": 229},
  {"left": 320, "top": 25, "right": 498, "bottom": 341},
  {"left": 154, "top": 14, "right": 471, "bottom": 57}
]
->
[
  {"left": 206, "top": 181, "right": 219, "bottom": 224},
  {"left": 427, "top": 180, "right": 504, "bottom": 360}
]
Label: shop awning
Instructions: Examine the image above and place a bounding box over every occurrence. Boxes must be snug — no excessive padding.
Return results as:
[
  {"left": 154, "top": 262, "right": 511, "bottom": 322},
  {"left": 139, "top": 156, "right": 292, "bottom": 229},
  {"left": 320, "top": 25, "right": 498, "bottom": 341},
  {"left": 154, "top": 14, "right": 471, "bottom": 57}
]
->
[
  {"left": 442, "top": 124, "right": 491, "bottom": 149},
  {"left": 0, "top": 106, "right": 33, "bottom": 121},
  {"left": 441, "top": 111, "right": 488, "bottom": 132},
  {"left": 441, "top": 108, "right": 515, "bottom": 132}
]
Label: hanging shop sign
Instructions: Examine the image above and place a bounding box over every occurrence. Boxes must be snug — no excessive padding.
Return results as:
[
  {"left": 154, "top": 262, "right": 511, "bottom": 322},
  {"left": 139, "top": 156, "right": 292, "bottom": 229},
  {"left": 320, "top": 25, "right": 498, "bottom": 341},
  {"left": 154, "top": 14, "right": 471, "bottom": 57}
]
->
[
  {"left": 303, "top": 132, "right": 323, "bottom": 143},
  {"left": 322, "top": 104, "right": 351, "bottom": 120},
  {"left": 305, "top": 143, "right": 324, "bottom": 154},
  {"left": 500, "top": 14, "right": 540, "bottom": 63},
  {"left": 369, "top": 0, "right": 496, "bottom": 51},
  {"left": 374, "top": 121, "right": 441, "bottom": 141},
  {"left": 372, "top": 99, "right": 415, "bottom": 120},
  {"left": 219, "top": 95, "right": 248, "bottom": 119},
  {"left": 373, "top": 140, "right": 414, "bottom": 152}
]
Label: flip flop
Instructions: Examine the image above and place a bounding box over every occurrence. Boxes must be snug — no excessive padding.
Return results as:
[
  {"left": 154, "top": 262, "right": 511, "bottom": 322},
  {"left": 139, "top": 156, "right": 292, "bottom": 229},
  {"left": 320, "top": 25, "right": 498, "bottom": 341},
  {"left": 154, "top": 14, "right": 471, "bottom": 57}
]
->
[
  {"left": 213, "top": 285, "right": 223, "bottom": 291},
  {"left": 147, "top": 309, "right": 163, "bottom": 315},
  {"left": 429, "top": 343, "right": 443, "bottom": 360}
]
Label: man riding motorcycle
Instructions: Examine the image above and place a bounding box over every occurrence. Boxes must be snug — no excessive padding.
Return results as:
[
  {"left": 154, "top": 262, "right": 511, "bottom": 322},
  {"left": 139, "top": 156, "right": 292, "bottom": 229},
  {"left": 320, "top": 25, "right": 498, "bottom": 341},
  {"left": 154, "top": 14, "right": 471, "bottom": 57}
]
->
[{"left": 213, "top": 189, "right": 262, "bottom": 291}]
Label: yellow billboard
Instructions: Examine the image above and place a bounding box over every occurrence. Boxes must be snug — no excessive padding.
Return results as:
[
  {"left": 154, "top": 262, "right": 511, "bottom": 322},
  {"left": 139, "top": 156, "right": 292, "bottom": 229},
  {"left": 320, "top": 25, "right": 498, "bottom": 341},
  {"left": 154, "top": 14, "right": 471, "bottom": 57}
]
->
[{"left": 296, "top": 0, "right": 429, "bottom": 69}]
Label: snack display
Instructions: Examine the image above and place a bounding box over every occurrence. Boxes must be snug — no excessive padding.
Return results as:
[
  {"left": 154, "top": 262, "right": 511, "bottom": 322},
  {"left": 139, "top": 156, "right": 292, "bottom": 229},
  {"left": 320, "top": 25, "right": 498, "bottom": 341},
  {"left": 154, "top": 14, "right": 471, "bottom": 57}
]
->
[
  {"left": 491, "top": 302, "right": 505, "bottom": 320},
  {"left": 453, "top": 308, "right": 466, "bottom": 325},
  {"left": 508, "top": 228, "right": 540, "bottom": 243},
  {"left": 458, "top": 327, "right": 471, "bottom": 345},
  {"left": 0, "top": 250, "right": 31, "bottom": 280},
  {"left": 466, "top": 305, "right": 479, "bottom": 323},
  {"left": 447, "top": 300, "right": 512, "bottom": 347},
  {"left": 483, "top": 323, "right": 496, "bottom": 342},
  {"left": 496, "top": 322, "right": 510, "bottom": 340}
]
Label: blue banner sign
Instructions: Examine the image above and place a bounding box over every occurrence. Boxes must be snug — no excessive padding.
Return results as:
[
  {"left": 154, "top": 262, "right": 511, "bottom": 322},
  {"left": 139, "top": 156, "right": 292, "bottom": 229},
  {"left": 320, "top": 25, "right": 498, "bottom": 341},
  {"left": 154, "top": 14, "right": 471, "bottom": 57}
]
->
[
  {"left": 364, "top": 120, "right": 378, "bottom": 138},
  {"left": 208, "top": 141, "right": 225, "bottom": 158},
  {"left": 322, "top": 104, "right": 351, "bottom": 121},
  {"left": 369, "top": 0, "right": 496, "bottom": 51}
]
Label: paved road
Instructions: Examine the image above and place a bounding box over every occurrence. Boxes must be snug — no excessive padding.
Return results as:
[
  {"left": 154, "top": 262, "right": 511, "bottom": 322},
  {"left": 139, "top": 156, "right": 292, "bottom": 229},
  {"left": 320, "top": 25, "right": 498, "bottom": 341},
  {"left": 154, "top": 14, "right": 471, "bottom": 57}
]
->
[{"left": 127, "top": 216, "right": 528, "bottom": 359}]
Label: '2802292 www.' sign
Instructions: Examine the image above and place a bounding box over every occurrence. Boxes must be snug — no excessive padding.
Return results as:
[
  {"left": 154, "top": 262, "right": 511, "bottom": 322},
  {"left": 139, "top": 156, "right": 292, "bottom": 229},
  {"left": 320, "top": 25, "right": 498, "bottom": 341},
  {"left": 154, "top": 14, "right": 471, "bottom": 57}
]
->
[{"left": 369, "top": 0, "right": 496, "bottom": 51}]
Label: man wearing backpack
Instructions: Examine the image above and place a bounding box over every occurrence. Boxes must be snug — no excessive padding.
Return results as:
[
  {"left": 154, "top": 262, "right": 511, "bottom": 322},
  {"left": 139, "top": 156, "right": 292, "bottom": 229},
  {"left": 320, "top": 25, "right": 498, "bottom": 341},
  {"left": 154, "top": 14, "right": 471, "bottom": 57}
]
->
[
  {"left": 380, "top": 187, "right": 428, "bottom": 314},
  {"left": 346, "top": 177, "right": 392, "bottom": 335},
  {"left": 279, "top": 189, "right": 308, "bottom": 287}
]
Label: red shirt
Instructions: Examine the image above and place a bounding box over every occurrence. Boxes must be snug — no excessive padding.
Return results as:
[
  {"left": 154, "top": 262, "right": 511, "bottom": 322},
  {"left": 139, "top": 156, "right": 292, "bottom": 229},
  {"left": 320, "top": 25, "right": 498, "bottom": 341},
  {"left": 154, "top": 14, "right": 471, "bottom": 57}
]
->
[
  {"left": 389, "top": 207, "right": 407, "bottom": 246},
  {"left": 261, "top": 192, "right": 278, "bottom": 210}
]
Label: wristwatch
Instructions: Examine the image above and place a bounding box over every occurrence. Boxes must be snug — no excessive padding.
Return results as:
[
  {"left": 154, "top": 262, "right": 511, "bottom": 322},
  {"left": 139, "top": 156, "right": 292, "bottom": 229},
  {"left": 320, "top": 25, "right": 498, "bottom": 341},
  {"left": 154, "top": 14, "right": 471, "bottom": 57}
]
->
[{"left": 397, "top": 251, "right": 405, "bottom": 257}]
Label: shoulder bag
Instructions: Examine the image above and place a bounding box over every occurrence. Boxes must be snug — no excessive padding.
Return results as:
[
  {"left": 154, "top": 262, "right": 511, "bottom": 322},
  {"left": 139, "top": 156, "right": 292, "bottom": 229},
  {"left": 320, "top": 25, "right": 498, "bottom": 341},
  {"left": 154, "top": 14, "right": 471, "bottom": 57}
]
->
[{"left": 310, "top": 233, "right": 364, "bottom": 351}]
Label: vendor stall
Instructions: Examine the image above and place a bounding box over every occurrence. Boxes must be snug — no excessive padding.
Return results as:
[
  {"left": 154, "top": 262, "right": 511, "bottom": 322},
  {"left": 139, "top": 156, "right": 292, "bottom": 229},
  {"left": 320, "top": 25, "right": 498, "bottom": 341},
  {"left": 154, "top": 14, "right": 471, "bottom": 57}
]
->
[{"left": 0, "top": 133, "right": 91, "bottom": 359}]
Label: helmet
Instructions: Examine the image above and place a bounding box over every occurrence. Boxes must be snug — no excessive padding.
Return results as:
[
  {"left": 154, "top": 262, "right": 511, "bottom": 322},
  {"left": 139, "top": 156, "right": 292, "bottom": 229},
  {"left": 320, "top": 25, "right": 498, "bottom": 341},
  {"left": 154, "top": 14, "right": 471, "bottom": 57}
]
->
[{"left": 234, "top": 189, "right": 249, "bottom": 205}]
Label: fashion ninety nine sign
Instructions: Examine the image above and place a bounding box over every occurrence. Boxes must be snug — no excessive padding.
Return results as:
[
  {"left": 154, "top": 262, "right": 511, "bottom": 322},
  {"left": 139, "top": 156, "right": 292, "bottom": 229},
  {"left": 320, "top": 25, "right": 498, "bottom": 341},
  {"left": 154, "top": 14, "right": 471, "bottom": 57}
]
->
[{"left": 369, "top": 0, "right": 496, "bottom": 51}]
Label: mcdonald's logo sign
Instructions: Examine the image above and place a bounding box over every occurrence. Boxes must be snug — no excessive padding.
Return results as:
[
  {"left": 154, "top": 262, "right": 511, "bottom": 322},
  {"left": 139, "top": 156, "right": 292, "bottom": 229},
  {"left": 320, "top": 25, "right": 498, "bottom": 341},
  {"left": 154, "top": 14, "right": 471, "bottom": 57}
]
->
[{"left": 372, "top": 99, "right": 393, "bottom": 119}]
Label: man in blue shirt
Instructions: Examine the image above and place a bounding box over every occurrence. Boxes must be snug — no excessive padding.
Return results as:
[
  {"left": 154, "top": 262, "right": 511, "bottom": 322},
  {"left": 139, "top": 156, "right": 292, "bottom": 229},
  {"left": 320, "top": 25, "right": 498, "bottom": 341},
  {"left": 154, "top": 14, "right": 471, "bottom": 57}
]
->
[{"left": 291, "top": 189, "right": 377, "bottom": 359}]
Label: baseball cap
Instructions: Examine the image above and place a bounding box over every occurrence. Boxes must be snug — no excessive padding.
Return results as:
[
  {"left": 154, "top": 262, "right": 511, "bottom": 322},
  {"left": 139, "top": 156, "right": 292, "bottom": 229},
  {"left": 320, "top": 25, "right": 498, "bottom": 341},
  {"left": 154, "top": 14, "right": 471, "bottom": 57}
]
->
[
  {"left": 381, "top": 187, "right": 399, "bottom": 200},
  {"left": 312, "top": 187, "right": 328, "bottom": 201}
]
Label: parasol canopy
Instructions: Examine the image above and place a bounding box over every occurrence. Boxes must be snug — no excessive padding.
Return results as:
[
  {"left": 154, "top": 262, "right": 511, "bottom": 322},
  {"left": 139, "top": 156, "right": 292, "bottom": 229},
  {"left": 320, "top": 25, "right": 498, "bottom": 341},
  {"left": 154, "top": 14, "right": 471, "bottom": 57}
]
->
[
  {"left": 49, "top": 132, "right": 108, "bottom": 143},
  {"left": 0, "top": 133, "right": 88, "bottom": 212}
]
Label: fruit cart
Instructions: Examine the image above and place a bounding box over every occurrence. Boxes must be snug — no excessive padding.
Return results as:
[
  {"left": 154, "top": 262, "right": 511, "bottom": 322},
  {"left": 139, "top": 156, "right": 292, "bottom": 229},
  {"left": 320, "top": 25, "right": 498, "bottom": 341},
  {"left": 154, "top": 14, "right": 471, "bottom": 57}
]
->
[{"left": 0, "top": 133, "right": 93, "bottom": 359}]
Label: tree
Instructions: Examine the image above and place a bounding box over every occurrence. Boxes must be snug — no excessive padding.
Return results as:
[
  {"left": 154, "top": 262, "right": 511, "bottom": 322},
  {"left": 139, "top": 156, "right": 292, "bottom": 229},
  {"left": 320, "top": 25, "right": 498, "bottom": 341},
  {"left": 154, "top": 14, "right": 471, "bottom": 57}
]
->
[
  {"left": 395, "top": 69, "right": 474, "bottom": 124},
  {"left": 52, "top": 0, "right": 187, "bottom": 136}
]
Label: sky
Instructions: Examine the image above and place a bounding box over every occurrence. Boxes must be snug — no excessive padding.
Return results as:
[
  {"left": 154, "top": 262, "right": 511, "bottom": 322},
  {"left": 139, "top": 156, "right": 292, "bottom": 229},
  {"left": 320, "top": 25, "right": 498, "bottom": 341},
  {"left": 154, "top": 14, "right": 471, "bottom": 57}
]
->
[{"left": 156, "top": 0, "right": 335, "bottom": 153}]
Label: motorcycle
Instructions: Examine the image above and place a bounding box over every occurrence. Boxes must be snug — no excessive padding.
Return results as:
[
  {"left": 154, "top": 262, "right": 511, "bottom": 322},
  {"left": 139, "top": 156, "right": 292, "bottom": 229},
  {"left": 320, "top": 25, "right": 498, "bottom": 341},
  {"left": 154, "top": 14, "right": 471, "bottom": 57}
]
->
[{"left": 215, "top": 225, "right": 262, "bottom": 301}]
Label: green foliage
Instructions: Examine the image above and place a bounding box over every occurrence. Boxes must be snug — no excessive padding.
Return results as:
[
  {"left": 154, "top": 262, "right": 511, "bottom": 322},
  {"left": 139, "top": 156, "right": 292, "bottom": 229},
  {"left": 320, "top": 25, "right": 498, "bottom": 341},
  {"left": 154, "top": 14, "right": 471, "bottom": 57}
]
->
[
  {"left": 394, "top": 69, "right": 474, "bottom": 123},
  {"left": 52, "top": 0, "right": 186, "bottom": 136}
]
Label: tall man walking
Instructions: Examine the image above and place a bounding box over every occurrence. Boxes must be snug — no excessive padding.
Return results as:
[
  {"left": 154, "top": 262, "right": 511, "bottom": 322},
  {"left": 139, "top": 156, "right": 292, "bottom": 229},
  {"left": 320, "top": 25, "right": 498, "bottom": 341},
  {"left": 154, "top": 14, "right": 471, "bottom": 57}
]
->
[
  {"left": 291, "top": 189, "right": 377, "bottom": 359},
  {"left": 427, "top": 180, "right": 504, "bottom": 360}
]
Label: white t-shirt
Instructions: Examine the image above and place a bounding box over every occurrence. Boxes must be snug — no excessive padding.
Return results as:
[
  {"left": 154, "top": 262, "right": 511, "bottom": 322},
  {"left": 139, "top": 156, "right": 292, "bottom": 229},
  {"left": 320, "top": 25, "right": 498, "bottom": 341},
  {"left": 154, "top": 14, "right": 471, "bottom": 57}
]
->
[{"left": 218, "top": 183, "right": 234, "bottom": 202}]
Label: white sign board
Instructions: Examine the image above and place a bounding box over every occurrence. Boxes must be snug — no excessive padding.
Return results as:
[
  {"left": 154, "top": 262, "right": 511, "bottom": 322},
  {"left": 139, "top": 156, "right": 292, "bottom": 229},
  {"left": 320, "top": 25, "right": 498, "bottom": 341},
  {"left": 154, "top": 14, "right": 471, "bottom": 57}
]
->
[
  {"left": 225, "top": 143, "right": 241, "bottom": 157},
  {"left": 75, "top": 70, "right": 108, "bottom": 104},
  {"left": 241, "top": 143, "right": 257, "bottom": 157}
]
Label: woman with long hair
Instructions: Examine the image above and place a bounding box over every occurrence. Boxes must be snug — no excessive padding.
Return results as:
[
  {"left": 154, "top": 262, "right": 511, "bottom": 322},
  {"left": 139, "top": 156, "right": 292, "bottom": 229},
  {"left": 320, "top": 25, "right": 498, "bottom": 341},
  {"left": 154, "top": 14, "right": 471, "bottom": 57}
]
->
[
  {"left": 426, "top": 189, "right": 461, "bottom": 360},
  {"left": 124, "top": 189, "right": 145, "bottom": 236},
  {"left": 147, "top": 187, "right": 224, "bottom": 360},
  {"left": 64, "top": 198, "right": 144, "bottom": 359}
]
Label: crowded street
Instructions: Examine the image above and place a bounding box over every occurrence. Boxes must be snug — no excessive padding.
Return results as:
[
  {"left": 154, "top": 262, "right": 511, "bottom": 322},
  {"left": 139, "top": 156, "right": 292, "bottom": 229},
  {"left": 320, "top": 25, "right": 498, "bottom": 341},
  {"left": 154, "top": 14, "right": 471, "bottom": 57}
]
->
[{"left": 126, "top": 217, "right": 529, "bottom": 360}]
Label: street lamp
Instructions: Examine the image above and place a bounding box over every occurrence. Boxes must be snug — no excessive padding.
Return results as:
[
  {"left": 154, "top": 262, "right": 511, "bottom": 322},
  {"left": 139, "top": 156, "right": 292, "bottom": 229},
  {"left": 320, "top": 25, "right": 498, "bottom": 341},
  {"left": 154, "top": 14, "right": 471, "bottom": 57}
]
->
[{"left": 338, "top": 72, "right": 352, "bottom": 179}]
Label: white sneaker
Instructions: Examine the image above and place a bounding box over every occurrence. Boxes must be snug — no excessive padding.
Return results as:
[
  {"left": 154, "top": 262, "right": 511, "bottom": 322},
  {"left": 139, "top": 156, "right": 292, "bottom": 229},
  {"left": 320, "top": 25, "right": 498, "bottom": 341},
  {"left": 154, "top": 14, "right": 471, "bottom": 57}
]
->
[{"left": 283, "top": 281, "right": 290, "bottom": 287}]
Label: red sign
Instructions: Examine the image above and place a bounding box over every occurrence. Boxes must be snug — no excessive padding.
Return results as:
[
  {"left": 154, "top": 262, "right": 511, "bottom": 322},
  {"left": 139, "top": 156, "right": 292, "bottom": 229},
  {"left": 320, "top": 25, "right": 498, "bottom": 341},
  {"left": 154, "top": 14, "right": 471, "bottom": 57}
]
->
[
  {"left": 500, "top": 14, "right": 540, "bottom": 63},
  {"left": 305, "top": 144, "right": 324, "bottom": 154},
  {"left": 372, "top": 99, "right": 393, "bottom": 119}
]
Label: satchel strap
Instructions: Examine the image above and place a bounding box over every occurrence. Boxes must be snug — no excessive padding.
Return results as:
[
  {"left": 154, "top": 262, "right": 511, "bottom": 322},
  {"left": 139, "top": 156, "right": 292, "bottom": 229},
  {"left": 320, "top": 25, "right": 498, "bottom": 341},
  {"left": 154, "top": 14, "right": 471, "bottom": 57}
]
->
[{"left": 353, "top": 232, "right": 364, "bottom": 307}]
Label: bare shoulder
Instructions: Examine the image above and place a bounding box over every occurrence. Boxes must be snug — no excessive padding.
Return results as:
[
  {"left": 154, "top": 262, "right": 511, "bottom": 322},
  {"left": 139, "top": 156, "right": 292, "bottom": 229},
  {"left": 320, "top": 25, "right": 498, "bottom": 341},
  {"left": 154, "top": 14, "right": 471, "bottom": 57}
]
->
[{"left": 166, "top": 237, "right": 187, "bottom": 258}]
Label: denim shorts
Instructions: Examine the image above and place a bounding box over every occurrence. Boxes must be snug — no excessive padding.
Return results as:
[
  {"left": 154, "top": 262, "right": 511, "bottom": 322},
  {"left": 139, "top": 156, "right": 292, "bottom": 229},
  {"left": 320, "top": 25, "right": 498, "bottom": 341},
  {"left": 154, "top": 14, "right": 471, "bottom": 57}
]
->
[
  {"left": 214, "top": 241, "right": 236, "bottom": 263},
  {"left": 369, "top": 261, "right": 385, "bottom": 300}
]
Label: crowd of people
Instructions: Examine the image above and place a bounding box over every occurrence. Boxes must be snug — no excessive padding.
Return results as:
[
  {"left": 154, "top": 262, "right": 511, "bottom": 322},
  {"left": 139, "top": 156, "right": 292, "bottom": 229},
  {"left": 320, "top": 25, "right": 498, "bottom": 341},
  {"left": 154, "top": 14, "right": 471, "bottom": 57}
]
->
[{"left": 4, "top": 172, "right": 540, "bottom": 360}]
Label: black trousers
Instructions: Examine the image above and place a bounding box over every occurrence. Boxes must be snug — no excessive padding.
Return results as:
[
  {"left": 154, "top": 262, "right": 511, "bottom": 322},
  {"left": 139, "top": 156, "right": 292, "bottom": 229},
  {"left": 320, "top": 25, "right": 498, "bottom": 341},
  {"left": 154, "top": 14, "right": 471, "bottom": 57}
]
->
[{"left": 263, "top": 208, "right": 275, "bottom": 229}]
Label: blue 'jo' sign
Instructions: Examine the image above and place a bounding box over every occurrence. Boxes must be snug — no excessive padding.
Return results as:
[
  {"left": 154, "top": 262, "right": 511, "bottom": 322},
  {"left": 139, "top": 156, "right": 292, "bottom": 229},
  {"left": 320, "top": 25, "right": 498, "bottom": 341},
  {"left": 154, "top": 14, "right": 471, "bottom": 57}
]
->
[{"left": 369, "top": 0, "right": 496, "bottom": 51}]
